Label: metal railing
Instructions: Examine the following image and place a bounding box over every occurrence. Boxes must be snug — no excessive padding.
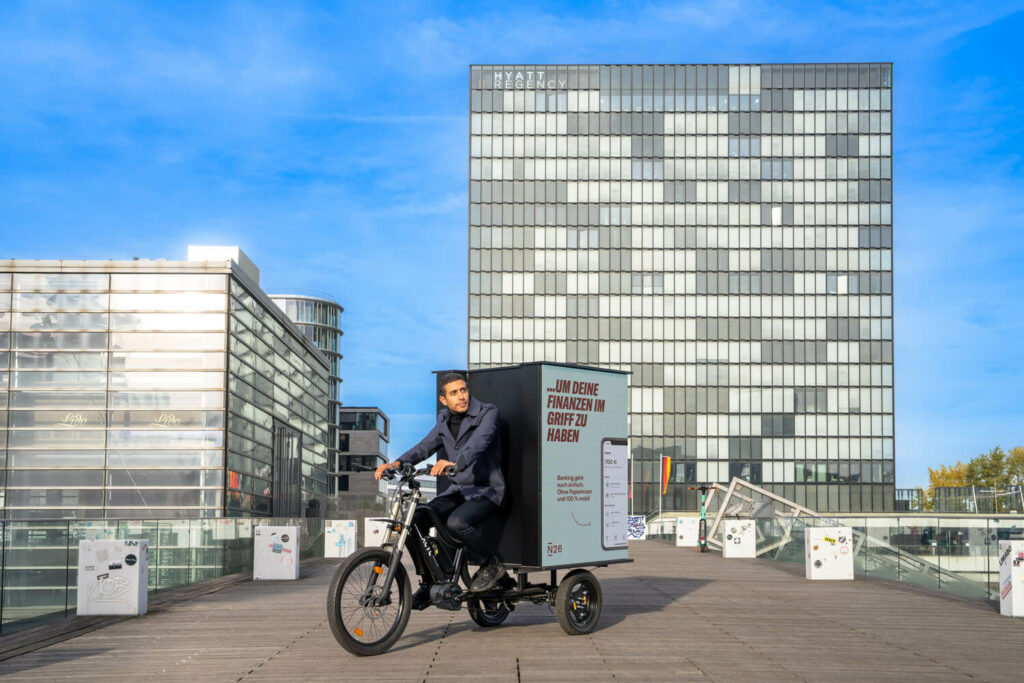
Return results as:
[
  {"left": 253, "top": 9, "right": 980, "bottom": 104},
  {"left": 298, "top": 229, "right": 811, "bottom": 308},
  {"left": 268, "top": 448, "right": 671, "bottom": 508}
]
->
[{"left": 0, "top": 517, "right": 344, "bottom": 635}]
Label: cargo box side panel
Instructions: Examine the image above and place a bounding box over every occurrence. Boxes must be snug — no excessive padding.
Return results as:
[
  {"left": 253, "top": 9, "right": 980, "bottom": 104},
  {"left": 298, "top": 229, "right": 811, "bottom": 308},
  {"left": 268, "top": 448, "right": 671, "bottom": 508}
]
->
[
  {"left": 470, "top": 366, "right": 542, "bottom": 568},
  {"left": 539, "top": 365, "right": 629, "bottom": 568}
]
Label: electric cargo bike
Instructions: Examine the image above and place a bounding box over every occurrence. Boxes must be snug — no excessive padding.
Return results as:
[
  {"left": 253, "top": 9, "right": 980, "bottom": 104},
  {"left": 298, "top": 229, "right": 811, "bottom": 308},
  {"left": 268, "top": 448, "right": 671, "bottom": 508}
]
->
[{"left": 326, "top": 463, "right": 608, "bottom": 656}]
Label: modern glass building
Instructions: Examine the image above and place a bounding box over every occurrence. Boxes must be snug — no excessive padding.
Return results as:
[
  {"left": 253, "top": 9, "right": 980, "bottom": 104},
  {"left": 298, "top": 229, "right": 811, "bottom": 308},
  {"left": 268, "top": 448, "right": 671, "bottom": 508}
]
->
[
  {"left": 269, "top": 295, "right": 348, "bottom": 495},
  {"left": 269, "top": 296, "right": 391, "bottom": 503},
  {"left": 270, "top": 296, "right": 343, "bottom": 403},
  {"left": 468, "top": 64, "right": 894, "bottom": 513},
  {"left": 0, "top": 247, "right": 331, "bottom": 519}
]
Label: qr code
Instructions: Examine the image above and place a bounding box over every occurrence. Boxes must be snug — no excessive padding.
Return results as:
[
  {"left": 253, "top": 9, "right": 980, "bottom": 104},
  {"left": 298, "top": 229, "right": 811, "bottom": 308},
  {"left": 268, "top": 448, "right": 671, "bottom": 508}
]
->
[{"left": 626, "top": 515, "right": 647, "bottom": 540}]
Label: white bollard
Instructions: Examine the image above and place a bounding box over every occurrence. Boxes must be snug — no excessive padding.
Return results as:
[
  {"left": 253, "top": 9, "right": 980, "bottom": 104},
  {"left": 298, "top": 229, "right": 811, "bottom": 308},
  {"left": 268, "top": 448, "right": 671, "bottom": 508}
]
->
[
  {"left": 364, "top": 517, "right": 390, "bottom": 547},
  {"left": 721, "top": 519, "right": 756, "bottom": 558},
  {"left": 676, "top": 517, "right": 701, "bottom": 548},
  {"left": 325, "top": 520, "right": 357, "bottom": 558},
  {"left": 998, "top": 540, "right": 1024, "bottom": 617},
  {"left": 805, "top": 527, "right": 854, "bottom": 580},
  {"left": 253, "top": 526, "right": 300, "bottom": 580},
  {"left": 77, "top": 539, "right": 149, "bottom": 616}
]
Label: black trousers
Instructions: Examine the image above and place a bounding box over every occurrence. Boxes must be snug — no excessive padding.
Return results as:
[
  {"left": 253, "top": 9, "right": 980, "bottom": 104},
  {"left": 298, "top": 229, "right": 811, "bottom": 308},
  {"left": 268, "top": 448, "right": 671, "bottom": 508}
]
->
[{"left": 409, "top": 492, "right": 500, "bottom": 579}]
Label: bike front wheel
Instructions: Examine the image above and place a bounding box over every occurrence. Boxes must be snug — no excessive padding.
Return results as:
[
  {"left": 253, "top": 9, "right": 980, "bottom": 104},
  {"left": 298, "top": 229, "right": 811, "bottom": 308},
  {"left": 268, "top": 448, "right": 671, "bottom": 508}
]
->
[{"left": 327, "top": 547, "right": 411, "bottom": 656}]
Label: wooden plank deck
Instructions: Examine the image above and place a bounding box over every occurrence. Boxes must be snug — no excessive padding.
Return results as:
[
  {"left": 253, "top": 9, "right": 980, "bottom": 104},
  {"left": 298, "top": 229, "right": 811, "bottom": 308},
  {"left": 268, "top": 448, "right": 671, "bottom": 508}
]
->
[{"left": 0, "top": 541, "right": 1021, "bottom": 682}]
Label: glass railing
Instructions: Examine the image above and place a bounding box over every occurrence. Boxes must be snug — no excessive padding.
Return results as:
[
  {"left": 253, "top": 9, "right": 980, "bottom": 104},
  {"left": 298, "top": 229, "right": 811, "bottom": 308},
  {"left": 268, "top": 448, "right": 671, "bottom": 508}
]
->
[
  {"left": 652, "top": 480, "right": 1024, "bottom": 602},
  {"left": 745, "top": 514, "right": 1024, "bottom": 601},
  {"left": 0, "top": 516, "right": 346, "bottom": 635},
  {"left": 648, "top": 510, "right": 1023, "bottom": 602}
]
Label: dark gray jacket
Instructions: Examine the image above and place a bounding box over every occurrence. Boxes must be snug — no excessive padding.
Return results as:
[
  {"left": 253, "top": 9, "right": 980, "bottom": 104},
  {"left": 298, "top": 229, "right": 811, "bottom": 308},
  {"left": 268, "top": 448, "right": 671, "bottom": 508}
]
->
[{"left": 397, "top": 397, "right": 505, "bottom": 506}]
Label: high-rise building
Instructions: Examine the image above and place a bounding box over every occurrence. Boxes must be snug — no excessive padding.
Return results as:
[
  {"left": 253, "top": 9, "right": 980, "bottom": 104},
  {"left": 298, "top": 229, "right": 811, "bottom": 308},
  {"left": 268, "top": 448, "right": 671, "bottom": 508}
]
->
[
  {"left": 468, "top": 64, "right": 894, "bottom": 513},
  {"left": 0, "top": 247, "right": 331, "bottom": 519}
]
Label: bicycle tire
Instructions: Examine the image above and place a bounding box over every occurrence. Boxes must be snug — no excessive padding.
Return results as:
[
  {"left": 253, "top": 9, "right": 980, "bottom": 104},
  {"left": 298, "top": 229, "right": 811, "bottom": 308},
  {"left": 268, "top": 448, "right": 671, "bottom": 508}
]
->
[
  {"left": 327, "top": 547, "right": 411, "bottom": 656},
  {"left": 555, "top": 569, "right": 602, "bottom": 635}
]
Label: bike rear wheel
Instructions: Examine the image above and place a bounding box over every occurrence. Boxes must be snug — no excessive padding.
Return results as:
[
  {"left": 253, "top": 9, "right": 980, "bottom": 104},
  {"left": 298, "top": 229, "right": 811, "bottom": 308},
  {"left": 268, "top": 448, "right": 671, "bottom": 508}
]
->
[
  {"left": 555, "top": 569, "right": 602, "bottom": 635},
  {"left": 327, "top": 547, "right": 411, "bottom": 656}
]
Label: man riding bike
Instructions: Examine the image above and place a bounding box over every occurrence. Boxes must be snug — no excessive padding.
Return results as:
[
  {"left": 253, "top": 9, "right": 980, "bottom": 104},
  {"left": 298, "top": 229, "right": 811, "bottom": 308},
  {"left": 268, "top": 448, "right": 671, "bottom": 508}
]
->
[{"left": 375, "top": 372, "right": 506, "bottom": 609}]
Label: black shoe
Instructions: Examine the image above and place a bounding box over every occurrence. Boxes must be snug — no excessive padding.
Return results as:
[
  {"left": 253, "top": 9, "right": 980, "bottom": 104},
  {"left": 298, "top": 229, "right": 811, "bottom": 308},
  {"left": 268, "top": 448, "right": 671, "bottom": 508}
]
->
[
  {"left": 411, "top": 583, "right": 432, "bottom": 611},
  {"left": 469, "top": 557, "right": 506, "bottom": 593}
]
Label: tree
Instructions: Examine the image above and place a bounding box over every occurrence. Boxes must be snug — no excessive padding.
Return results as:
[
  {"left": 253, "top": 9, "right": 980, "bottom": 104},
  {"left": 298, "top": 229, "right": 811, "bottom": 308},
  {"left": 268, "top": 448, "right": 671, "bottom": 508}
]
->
[
  {"left": 924, "top": 445, "right": 1024, "bottom": 512},
  {"left": 966, "top": 446, "right": 1011, "bottom": 489},
  {"left": 923, "top": 461, "right": 969, "bottom": 511},
  {"left": 1007, "top": 446, "right": 1024, "bottom": 487}
]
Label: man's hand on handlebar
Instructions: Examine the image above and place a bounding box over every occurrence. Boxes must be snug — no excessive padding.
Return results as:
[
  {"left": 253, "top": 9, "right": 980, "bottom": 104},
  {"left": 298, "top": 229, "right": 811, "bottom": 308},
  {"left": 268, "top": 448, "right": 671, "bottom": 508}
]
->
[
  {"left": 430, "top": 459, "right": 456, "bottom": 477},
  {"left": 375, "top": 460, "right": 455, "bottom": 480},
  {"left": 375, "top": 461, "right": 402, "bottom": 480}
]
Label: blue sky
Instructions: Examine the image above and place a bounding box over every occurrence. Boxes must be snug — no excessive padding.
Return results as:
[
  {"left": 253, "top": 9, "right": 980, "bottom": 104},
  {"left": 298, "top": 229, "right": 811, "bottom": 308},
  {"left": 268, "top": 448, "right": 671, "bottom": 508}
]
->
[{"left": 1, "top": 1, "right": 1022, "bottom": 488}]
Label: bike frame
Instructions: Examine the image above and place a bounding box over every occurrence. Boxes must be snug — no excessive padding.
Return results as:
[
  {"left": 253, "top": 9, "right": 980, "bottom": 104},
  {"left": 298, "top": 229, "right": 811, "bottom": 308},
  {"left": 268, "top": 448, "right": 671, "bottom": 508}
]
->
[{"left": 366, "top": 467, "right": 471, "bottom": 607}]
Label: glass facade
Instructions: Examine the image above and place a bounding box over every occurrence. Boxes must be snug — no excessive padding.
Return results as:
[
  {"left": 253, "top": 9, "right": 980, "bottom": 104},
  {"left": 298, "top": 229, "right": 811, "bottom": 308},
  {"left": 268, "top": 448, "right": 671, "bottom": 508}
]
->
[
  {"left": 269, "top": 296, "right": 343, "bottom": 402},
  {"left": 0, "top": 261, "right": 330, "bottom": 520},
  {"left": 468, "top": 64, "right": 894, "bottom": 513},
  {"left": 270, "top": 295, "right": 356, "bottom": 500},
  {"left": 226, "top": 284, "right": 330, "bottom": 517}
]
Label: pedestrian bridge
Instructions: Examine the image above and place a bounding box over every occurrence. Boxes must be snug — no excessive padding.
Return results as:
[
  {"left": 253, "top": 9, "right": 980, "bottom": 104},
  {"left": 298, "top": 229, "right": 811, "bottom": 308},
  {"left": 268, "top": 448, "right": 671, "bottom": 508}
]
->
[{"left": 0, "top": 540, "right": 1020, "bottom": 682}]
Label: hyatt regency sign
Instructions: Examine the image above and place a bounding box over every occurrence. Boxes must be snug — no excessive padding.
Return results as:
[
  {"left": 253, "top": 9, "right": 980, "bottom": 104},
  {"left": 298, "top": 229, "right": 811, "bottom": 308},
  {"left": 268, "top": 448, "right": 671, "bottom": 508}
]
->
[{"left": 491, "top": 70, "right": 568, "bottom": 90}]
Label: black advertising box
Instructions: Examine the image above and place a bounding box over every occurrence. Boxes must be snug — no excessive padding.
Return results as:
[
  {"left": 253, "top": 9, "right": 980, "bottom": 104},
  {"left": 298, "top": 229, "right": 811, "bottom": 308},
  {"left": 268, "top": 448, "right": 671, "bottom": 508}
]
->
[{"left": 467, "top": 362, "right": 629, "bottom": 570}]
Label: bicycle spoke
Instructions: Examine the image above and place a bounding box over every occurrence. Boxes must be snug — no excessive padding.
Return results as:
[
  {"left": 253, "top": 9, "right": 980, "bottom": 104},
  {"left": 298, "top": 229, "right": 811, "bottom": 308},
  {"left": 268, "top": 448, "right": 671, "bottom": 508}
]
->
[{"left": 336, "top": 556, "right": 404, "bottom": 644}]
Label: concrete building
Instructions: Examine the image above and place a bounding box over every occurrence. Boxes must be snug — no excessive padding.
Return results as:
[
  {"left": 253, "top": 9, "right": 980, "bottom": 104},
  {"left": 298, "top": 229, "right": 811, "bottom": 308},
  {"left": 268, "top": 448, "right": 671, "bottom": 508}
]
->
[{"left": 335, "top": 407, "right": 389, "bottom": 502}]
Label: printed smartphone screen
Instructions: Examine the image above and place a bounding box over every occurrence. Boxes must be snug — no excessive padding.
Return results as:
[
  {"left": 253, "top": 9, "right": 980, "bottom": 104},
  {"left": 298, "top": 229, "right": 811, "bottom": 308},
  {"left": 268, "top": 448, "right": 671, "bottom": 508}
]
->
[{"left": 601, "top": 438, "right": 628, "bottom": 550}]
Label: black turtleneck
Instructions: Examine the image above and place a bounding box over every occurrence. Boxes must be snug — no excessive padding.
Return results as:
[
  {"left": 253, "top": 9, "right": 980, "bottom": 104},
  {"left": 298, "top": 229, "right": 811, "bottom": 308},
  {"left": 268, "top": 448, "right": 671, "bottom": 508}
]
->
[{"left": 448, "top": 410, "right": 467, "bottom": 439}]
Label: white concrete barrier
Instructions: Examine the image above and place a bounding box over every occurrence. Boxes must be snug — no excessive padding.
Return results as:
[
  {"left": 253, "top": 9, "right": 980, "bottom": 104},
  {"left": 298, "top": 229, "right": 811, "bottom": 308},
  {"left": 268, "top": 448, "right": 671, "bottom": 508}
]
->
[
  {"left": 325, "top": 520, "right": 357, "bottom": 558},
  {"left": 999, "top": 540, "right": 1024, "bottom": 617},
  {"left": 77, "top": 539, "right": 149, "bottom": 616},
  {"left": 721, "top": 519, "right": 756, "bottom": 558},
  {"left": 364, "top": 517, "right": 390, "bottom": 547},
  {"left": 676, "top": 517, "right": 700, "bottom": 548},
  {"left": 254, "top": 526, "right": 299, "bottom": 580},
  {"left": 805, "top": 527, "right": 854, "bottom": 580}
]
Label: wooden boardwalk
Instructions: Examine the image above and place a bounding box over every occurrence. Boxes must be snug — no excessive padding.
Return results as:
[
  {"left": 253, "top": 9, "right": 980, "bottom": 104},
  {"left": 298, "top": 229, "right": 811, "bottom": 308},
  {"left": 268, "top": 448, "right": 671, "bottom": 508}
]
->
[{"left": 0, "top": 541, "right": 1021, "bottom": 682}]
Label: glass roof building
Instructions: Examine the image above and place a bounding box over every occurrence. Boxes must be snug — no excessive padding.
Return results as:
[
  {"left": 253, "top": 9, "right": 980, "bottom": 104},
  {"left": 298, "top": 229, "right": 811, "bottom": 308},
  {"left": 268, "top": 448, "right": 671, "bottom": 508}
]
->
[
  {"left": 468, "top": 64, "right": 894, "bottom": 513},
  {"left": 0, "top": 247, "right": 331, "bottom": 519}
]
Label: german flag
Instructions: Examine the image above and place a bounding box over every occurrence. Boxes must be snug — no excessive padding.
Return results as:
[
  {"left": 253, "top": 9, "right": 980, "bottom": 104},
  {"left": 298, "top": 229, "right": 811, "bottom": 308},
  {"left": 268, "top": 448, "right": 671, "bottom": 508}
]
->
[{"left": 661, "top": 456, "right": 671, "bottom": 496}]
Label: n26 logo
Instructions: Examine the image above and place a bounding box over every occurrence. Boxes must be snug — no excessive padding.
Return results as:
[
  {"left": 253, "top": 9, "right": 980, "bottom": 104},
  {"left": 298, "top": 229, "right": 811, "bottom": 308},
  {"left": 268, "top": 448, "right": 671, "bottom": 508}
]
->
[{"left": 546, "top": 542, "right": 562, "bottom": 557}]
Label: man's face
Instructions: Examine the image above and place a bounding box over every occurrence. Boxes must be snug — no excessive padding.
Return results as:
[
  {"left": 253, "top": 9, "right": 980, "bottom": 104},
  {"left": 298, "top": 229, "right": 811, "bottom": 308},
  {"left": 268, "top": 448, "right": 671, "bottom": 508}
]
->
[{"left": 439, "top": 379, "right": 470, "bottom": 414}]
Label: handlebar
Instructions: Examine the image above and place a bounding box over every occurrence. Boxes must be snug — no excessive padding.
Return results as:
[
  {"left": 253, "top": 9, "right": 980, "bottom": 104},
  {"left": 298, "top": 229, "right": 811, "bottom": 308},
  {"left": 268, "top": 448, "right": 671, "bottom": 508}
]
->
[{"left": 379, "top": 463, "right": 456, "bottom": 482}]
